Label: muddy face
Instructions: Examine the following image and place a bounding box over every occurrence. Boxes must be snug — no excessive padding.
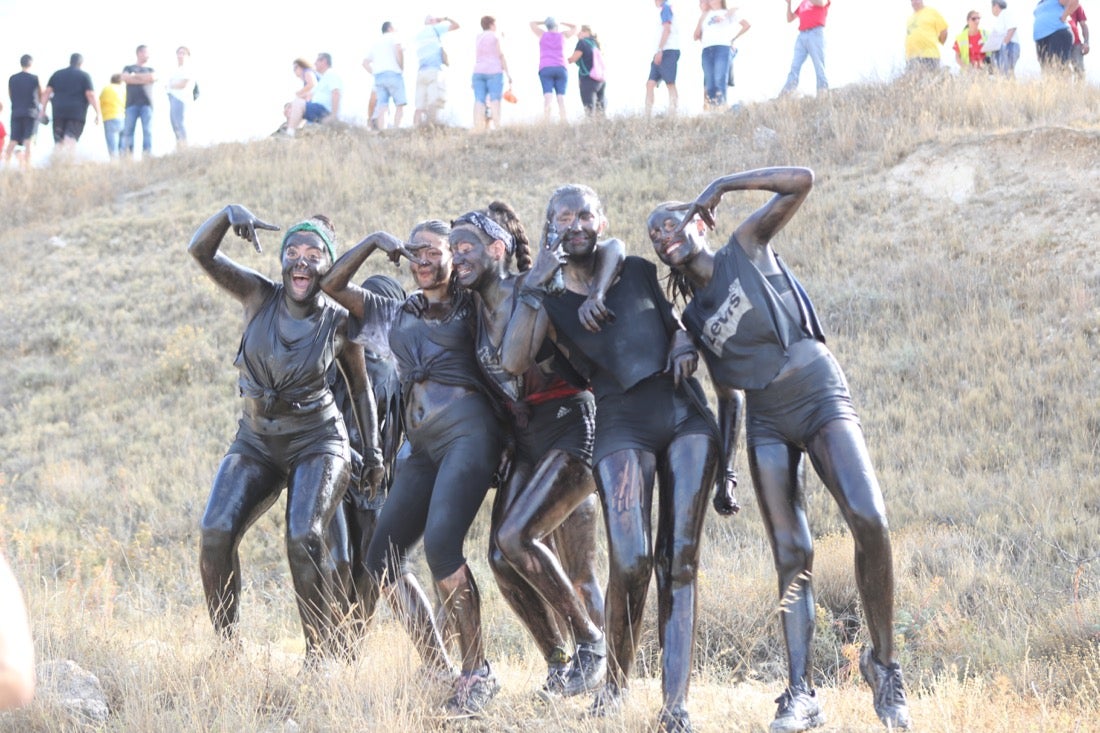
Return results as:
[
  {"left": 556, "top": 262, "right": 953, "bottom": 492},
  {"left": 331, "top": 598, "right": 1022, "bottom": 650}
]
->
[{"left": 281, "top": 232, "right": 330, "bottom": 302}]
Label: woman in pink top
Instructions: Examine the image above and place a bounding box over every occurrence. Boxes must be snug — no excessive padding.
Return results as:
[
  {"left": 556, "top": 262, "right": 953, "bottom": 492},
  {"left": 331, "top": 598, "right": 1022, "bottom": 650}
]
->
[
  {"left": 472, "top": 16, "right": 513, "bottom": 131},
  {"left": 530, "top": 17, "right": 578, "bottom": 123}
]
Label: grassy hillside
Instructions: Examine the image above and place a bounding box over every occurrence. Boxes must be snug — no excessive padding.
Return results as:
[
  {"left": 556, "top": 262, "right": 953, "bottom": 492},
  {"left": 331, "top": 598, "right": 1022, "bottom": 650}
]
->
[{"left": 1, "top": 73, "right": 1098, "bottom": 731}]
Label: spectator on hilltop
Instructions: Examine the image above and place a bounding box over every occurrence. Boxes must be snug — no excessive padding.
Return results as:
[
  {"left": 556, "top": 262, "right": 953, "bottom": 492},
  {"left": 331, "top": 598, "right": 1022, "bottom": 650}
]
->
[
  {"left": 988, "top": 0, "right": 1021, "bottom": 74},
  {"left": 167, "top": 46, "right": 195, "bottom": 149},
  {"left": 647, "top": 0, "right": 683, "bottom": 116},
  {"left": 530, "top": 17, "right": 577, "bottom": 124},
  {"left": 42, "top": 53, "right": 100, "bottom": 155},
  {"left": 0, "top": 551, "right": 34, "bottom": 710},
  {"left": 1068, "top": 2, "right": 1090, "bottom": 73},
  {"left": 695, "top": 0, "right": 750, "bottom": 110},
  {"left": 568, "top": 24, "right": 606, "bottom": 115},
  {"left": 121, "top": 44, "right": 156, "bottom": 159},
  {"left": 905, "top": 0, "right": 949, "bottom": 73},
  {"left": 954, "top": 10, "right": 991, "bottom": 70},
  {"left": 4, "top": 54, "right": 43, "bottom": 171},
  {"left": 414, "top": 14, "right": 459, "bottom": 127},
  {"left": 284, "top": 53, "right": 342, "bottom": 136},
  {"left": 1033, "top": 0, "right": 1079, "bottom": 71},
  {"left": 99, "top": 73, "right": 125, "bottom": 158},
  {"left": 363, "top": 22, "right": 407, "bottom": 131},
  {"left": 779, "top": 0, "right": 829, "bottom": 97},
  {"left": 472, "top": 16, "right": 512, "bottom": 132}
]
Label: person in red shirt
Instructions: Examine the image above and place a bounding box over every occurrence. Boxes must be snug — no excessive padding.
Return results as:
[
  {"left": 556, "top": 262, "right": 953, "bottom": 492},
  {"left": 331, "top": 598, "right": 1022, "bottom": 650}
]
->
[
  {"left": 1069, "top": 4, "right": 1090, "bottom": 73},
  {"left": 954, "top": 10, "right": 990, "bottom": 69},
  {"left": 780, "top": 0, "right": 830, "bottom": 95}
]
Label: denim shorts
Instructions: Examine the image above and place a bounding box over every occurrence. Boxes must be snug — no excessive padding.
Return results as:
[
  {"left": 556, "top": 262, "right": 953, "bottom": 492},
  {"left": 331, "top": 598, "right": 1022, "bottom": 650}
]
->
[
  {"left": 374, "top": 70, "right": 407, "bottom": 106},
  {"left": 472, "top": 72, "right": 504, "bottom": 102},
  {"left": 538, "top": 66, "right": 568, "bottom": 95},
  {"left": 648, "top": 49, "right": 680, "bottom": 84},
  {"left": 304, "top": 101, "right": 330, "bottom": 122}
]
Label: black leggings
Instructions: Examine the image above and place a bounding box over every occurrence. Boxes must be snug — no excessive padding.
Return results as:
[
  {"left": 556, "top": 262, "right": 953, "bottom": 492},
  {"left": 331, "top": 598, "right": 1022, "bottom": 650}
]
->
[{"left": 365, "top": 392, "right": 502, "bottom": 582}]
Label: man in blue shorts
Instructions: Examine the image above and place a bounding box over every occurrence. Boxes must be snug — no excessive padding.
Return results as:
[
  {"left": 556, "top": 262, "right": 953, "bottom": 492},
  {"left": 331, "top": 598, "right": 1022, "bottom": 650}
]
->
[{"left": 646, "top": 0, "right": 682, "bottom": 115}]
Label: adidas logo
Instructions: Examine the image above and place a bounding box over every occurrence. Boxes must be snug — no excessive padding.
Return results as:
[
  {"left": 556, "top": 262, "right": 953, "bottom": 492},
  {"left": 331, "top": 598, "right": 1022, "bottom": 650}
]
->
[{"left": 555, "top": 406, "right": 571, "bottom": 419}]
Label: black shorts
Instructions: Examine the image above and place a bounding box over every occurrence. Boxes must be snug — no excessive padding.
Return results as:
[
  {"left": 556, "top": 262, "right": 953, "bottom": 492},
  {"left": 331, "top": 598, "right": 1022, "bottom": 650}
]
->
[
  {"left": 53, "top": 117, "right": 86, "bottom": 143},
  {"left": 9, "top": 116, "right": 35, "bottom": 144},
  {"left": 514, "top": 391, "right": 595, "bottom": 467},
  {"left": 228, "top": 398, "right": 350, "bottom": 477},
  {"left": 745, "top": 342, "right": 860, "bottom": 449},
  {"left": 593, "top": 373, "right": 713, "bottom": 464}
]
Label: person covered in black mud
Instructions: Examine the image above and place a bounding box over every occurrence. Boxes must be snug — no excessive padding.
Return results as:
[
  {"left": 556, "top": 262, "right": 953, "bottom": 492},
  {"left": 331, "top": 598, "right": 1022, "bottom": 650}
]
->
[
  {"left": 327, "top": 273, "right": 408, "bottom": 649},
  {"left": 645, "top": 166, "right": 910, "bottom": 733},
  {"left": 449, "top": 202, "right": 617, "bottom": 699},
  {"left": 500, "top": 184, "right": 726, "bottom": 733},
  {"left": 319, "top": 220, "right": 504, "bottom": 716},
  {"left": 188, "top": 205, "right": 383, "bottom": 663}
]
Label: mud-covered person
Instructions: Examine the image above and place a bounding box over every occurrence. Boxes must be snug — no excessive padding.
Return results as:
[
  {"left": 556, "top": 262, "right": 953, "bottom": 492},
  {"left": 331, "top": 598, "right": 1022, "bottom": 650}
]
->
[
  {"left": 647, "top": 166, "right": 910, "bottom": 733},
  {"left": 319, "top": 220, "right": 505, "bottom": 716},
  {"left": 450, "top": 203, "right": 617, "bottom": 698},
  {"left": 188, "top": 205, "right": 383, "bottom": 664},
  {"left": 500, "top": 184, "right": 724, "bottom": 732}
]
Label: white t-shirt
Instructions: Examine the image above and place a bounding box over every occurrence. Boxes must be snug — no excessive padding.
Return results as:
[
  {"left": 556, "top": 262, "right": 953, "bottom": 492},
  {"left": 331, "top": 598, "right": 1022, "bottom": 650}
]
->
[
  {"left": 366, "top": 33, "right": 403, "bottom": 75},
  {"left": 700, "top": 9, "right": 739, "bottom": 48},
  {"left": 986, "top": 8, "right": 1018, "bottom": 50},
  {"left": 167, "top": 62, "right": 194, "bottom": 103}
]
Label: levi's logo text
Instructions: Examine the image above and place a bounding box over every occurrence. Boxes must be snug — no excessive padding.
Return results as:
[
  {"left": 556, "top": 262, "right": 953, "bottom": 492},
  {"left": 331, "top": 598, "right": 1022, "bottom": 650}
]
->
[{"left": 701, "top": 279, "right": 751, "bottom": 355}]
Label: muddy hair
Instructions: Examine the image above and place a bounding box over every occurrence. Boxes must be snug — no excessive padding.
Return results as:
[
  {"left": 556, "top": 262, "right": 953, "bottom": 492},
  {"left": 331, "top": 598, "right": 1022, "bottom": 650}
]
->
[
  {"left": 485, "top": 200, "right": 531, "bottom": 272},
  {"left": 543, "top": 183, "right": 603, "bottom": 247},
  {"left": 309, "top": 214, "right": 336, "bottom": 244}
]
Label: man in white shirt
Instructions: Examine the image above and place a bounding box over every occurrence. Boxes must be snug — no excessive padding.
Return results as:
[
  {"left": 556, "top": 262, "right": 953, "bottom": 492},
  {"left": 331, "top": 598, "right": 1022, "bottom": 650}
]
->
[
  {"left": 363, "top": 22, "right": 407, "bottom": 130},
  {"left": 646, "top": 0, "right": 682, "bottom": 115},
  {"left": 414, "top": 15, "right": 459, "bottom": 126}
]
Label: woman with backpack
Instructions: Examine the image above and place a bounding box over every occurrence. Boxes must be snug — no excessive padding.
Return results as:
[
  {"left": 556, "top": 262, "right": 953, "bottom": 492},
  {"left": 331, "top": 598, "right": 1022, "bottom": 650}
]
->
[{"left": 568, "top": 25, "right": 606, "bottom": 115}]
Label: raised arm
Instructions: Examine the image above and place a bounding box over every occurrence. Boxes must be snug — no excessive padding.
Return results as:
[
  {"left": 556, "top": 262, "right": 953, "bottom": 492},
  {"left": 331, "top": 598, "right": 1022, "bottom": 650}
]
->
[
  {"left": 188, "top": 205, "right": 280, "bottom": 310},
  {"left": 677, "top": 167, "right": 814, "bottom": 249},
  {"left": 320, "top": 230, "right": 417, "bottom": 319},
  {"left": 561, "top": 22, "right": 578, "bottom": 39},
  {"left": 530, "top": 20, "right": 546, "bottom": 37}
]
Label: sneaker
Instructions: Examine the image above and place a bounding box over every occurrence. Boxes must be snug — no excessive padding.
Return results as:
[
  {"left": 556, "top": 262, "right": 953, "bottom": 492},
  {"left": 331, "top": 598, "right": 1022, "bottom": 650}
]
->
[
  {"left": 444, "top": 663, "right": 500, "bottom": 716},
  {"left": 587, "top": 683, "right": 623, "bottom": 718},
  {"left": 860, "top": 647, "right": 912, "bottom": 730},
  {"left": 769, "top": 687, "right": 825, "bottom": 733},
  {"left": 536, "top": 663, "right": 569, "bottom": 701},
  {"left": 561, "top": 639, "right": 607, "bottom": 697},
  {"left": 658, "top": 704, "right": 693, "bottom": 732}
]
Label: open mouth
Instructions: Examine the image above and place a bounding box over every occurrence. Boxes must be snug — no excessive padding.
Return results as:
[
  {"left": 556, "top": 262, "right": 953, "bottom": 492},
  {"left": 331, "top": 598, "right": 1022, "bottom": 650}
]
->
[{"left": 290, "top": 273, "right": 312, "bottom": 294}]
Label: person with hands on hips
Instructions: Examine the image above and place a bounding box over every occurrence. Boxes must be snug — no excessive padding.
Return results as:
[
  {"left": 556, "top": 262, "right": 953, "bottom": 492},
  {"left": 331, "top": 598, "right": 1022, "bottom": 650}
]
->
[
  {"left": 188, "top": 204, "right": 383, "bottom": 665},
  {"left": 646, "top": 167, "right": 910, "bottom": 733}
]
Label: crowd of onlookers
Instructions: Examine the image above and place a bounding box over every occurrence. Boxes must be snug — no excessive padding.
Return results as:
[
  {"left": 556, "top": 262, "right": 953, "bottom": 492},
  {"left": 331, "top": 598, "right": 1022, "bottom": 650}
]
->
[
  {"left": 2, "top": 44, "right": 194, "bottom": 171},
  {"left": 2, "top": 1, "right": 1092, "bottom": 169}
]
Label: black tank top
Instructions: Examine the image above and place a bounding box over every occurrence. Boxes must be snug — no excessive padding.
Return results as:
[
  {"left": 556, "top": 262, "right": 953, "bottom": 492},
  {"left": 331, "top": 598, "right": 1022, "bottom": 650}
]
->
[{"left": 542, "top": 256, "right": 678, "bottom": 398}]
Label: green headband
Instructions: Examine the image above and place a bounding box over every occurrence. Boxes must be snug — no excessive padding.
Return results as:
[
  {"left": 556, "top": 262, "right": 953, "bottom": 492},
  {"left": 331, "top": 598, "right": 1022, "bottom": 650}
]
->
[{"left": 281, "top": 221, "right": 337, "bottom": 262}]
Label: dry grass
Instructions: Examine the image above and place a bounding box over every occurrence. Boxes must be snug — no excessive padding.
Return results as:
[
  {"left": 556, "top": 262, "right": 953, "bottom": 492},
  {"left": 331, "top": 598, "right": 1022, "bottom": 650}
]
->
[{"left": 1, "top": 73, "right": 1099, "bottom": 731}]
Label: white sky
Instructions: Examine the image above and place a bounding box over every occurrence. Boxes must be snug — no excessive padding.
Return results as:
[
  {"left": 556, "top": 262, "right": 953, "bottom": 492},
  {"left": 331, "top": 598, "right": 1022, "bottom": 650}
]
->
[{"left": 1, "top": 0, "right": 1095, "bottom": 164}]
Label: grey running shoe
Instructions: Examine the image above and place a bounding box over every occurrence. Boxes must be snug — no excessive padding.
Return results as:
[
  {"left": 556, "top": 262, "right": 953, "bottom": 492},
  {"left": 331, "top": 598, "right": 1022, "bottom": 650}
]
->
[
  {"left": 769, "top": 687, "right": 825, "bottom": 733},
  {"left": 658, "top": 704, "right": 693, "bottom": 732},
  {"left": 444, "top": 663, "right": 501, "bottom": 716},
  {"left": 561, "top": 639, "right": 607, "bottom": 697},
  {"left": 860, "top": 647, "right": 912, "bottom": 730}
]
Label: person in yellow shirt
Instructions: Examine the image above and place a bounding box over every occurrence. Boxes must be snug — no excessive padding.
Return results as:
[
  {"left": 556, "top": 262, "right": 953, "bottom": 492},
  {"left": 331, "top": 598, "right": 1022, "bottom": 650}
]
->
[
  {"left": 98, "top": 74, "right": 125, "bottom": 159},
  {"left": 906, "top": 0, "right": 949, "bottom": 72}
]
